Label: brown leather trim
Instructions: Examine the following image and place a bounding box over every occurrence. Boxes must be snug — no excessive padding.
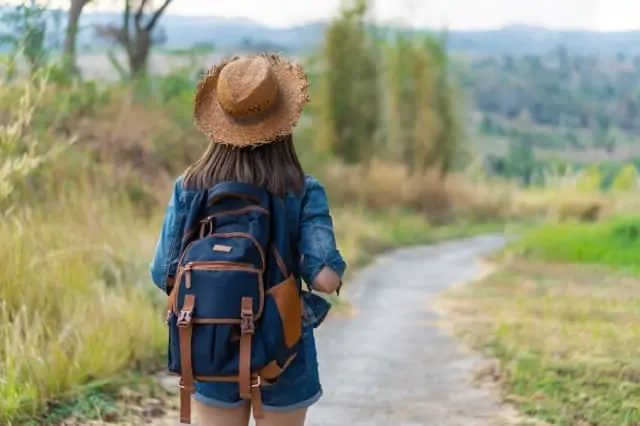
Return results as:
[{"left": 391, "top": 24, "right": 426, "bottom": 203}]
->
[
  {"left": 178, "top": 294, "right": 196, "bottom": 424},
  {"left": 179, "top": 383, "right": 192, "bottom": 424},
  {"left": 239, "top": 297, "right": 254, "bottom": 400},
  {"left": 165, "top": 286, "right": 176, "bottom": 318},
  {"left": 189, "top": 261, "right": 260, "bottom": 273},
  {"left": 271, "top": 244, "right": 288, "bottom": 277},
  {"left": 185, "top": 269, "right": 192, "bottom": 289},
  {"left": 212, "top": 205, "right": 269, "bottom": 218},
  {"left": 173, "top": 233, "right": 266, "bottom": 318},
  {"left": 173, "top": 262, "right": 262, "bottom": 316},
  {"left": 259, "top": 352, "right": 298, "bottom": 380},
  {"left": 211, "top": 232, "right": 266, "bottom": 272},
  {"left": 182, "top": 229, "right": 195, "bottom": 243},
  {"left": 182, "top": 205, "right": 269, "bottom": 244},
  {"left": 267, "top": 275, "right": 302, "bottom": 348},
  {"left": 193, "top": 318, "right": 241, "bottom": 325},
  {"left": 260, "top": 361, "right": 281, "bottom": 380},
  {"left": 251, "top": 380, "right": 264, "bottom": 419},
  {"left": 168, "top": 371, "right": 280, "bottom": 387},
  {"left": 169, "top": 372, "right": 240, "bottom": 382},
  {"left": 165, "top": 275, "right": 176, "bottom": 293}
]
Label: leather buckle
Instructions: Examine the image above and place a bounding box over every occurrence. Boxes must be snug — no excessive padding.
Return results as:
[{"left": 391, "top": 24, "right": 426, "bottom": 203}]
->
[
  {"left": 177, "top": 309, "right": 193, "bottom": 327},
  {"left": 251, "top": 376, "right": 261, "bottom": 388},
  {"left": 240, "top": 309, "right": 254, "bottom": 335},
  {"left": 178, "top": 378, "right": 195, "bottom": 392},
  {"left": 199, "top": 215, "right": 216, "bottom": 236}
]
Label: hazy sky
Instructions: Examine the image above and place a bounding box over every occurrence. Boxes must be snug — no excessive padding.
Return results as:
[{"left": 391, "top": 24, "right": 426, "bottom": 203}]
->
[{"left": 48, "top": 0, "right": 640, "bottom": 31}]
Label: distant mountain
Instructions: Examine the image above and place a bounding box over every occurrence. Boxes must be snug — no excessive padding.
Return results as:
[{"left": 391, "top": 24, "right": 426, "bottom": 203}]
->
[
  {"left": 71, "top": 12, "right": 326, "bottom": 53},
  {"left": 80, "top": 14, "right": 640, "bottom": 55},
  {"left": 4, "top": 10, "right": 640, "bottom": 56},
  {"left": 444, "top": 25, "right": 640, "bottom": 56}
]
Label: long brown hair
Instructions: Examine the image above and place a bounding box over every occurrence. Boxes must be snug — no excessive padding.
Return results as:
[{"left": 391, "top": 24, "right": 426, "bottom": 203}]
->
[{"left": 182, "top": 134, "right": 305, "bottom": 196}]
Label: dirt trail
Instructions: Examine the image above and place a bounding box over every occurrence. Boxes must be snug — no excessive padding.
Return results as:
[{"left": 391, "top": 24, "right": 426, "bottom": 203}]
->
[{"left": 142, "top": 234, "right": 520, "bottom": 426}]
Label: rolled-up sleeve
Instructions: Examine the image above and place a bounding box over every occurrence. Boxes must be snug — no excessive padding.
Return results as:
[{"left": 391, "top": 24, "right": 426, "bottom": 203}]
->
[
  {"left": 150, "top": 178, "right": 185, "bottom": 293},
  {"left": 298, "top": 176, "right": 347, "bottom": 287}
]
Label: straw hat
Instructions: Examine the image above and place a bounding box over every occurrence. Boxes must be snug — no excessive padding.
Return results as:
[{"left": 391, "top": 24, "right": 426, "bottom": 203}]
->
[{"left": 193, "top": 53, "right": 310, "bottom": 147}]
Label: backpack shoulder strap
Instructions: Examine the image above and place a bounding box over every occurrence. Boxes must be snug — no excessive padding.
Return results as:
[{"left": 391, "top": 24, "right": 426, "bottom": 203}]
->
[
  {"left": 177, "top": 188, "right": 208, "bottom": 255},
  {"left": 207, "top": 181, "right": 268, "bottom": 207}
]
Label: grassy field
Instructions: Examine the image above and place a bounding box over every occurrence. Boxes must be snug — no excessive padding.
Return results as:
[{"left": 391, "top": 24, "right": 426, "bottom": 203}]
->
[
  {"left": 4, "top": 51, "right": 640, "bottom": 424},
  {"left": 0, "top": 191, "right": 166, "bottom": 423},
  {"left": 440, "top": 219, "right": 640, "bottom": 426},
  {"left": 0, "top": 68, "right": 513, "bottom": 424}
]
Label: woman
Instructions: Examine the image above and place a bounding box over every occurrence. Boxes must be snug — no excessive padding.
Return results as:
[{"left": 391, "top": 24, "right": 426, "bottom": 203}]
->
[{"left": 150, "top": 53, "right": 346, "bottom": 426}]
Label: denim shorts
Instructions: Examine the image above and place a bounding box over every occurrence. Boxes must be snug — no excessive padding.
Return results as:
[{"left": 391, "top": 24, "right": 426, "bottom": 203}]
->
[{"left": 194, "top": 326, "right": 322, "bottom": 412}]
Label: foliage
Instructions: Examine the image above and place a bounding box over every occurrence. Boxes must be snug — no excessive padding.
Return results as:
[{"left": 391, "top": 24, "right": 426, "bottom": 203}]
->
[
  {"left": 611, "top": 163, "right": 638, "bottom": 191},
  {"left": 314, "top": 0, "right": 380, "bottom": 164},
  {"left": 0, "top": 189, "right": 166, "bottom": 424},
  {"left": 0, "top": 1, "right": 51, "bottom": 77},
  {"left": 467, "top": 48, "right": 640, "bottom": 136},
  {"left": 314, "top": 0, "right": 463, "bottom": 175},
  {"left": 94, "top": 0, "right": 174, "bottom": 79},
  {"left": 0, "top": 69, "right": 73, "bottom": 207},
  {"left": 0, "top": 16, "right": 496, "bottom": 423},
  {"left": 467, "top": 46, "right": 640, "bottom": 174},
  {"left": 6, "top": 1, "right": 640, "bottom": 424}
]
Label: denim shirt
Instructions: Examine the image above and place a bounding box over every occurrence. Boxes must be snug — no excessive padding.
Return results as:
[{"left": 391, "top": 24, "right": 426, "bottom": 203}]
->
[{"left": 149, "top": 174, "right": 347, "bottom": 328}]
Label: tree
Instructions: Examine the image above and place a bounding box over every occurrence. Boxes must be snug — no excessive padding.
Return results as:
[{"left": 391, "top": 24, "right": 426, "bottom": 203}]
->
[
  {"left": 63, "top": 0, "right": 93, "bottom": 75},
  {"left": 96, "top": 0, "right": 173, "bottom": 79},
  {"left": 0, "top": 1, "right": 47, "bottom": 77},
  {"left": 426, "top": 33, "right": 463, "bottom": 177},
  {"left": 384, "top": 32, "right": 462, "bottom": 177},
  {"left": 611, "top": 163, "right": 638, "bottom": 191},
  {"left": 507, "top": 136, "right": 535, "bottom": 186},
  {"left": 314, "top": 0, "right": 380, "bottom": 164}
]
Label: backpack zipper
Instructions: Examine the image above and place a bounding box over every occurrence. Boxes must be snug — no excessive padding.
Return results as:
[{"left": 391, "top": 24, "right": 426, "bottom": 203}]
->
[
  {"left": 209, "top": 232, "right": 266, "bottom": 272},
  {"left": 173, "top": 261, "right": 265, "bottom": 319}
]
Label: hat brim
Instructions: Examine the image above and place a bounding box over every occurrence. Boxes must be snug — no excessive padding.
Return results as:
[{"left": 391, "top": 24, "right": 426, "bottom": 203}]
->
[{"left": 193, "top": 54, "right": 310, "bottom": 147}]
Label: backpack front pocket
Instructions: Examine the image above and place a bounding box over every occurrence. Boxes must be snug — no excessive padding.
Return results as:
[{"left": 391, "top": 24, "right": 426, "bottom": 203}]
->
[{"left": 174, "top": 262, "right": 264, "bottom": 319}]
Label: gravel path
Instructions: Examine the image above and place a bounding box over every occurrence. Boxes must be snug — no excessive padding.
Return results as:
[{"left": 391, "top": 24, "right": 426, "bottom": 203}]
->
[{"left": 147, "top": 234, "right": 519, "bottom": 426}]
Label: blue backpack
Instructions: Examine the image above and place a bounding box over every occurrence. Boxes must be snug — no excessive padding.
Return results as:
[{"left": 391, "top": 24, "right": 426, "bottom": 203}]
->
[{"left": 164, "top": 182, "right": 302, "bottom": 424}]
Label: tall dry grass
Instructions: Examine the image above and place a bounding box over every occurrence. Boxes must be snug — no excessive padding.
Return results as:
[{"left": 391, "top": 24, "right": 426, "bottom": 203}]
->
[
  {"left": 320, "top": 159, "right": 513, "bottom": 223},
  {"left": 0, "top": 190, "right": 166, "bottom": 424},
  {"left": 318, "top": 159, "right": 640, "bottom": 226},
  {"left": 5, "top": 61, "right": 640, "bottom": 424},
  {"left": 0, "top": 74, "right": 167, "bottom": 424}
]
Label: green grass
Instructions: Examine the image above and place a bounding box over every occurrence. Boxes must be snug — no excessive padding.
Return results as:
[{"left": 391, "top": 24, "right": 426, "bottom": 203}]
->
[
  {"left": 0, "top": 190, "right": 167, "bottom": 425},
  {"left": 441, "top": 215, "right": 640, "bottom": 426},
  {"left": 443, "top": 263, "right": 640, "bottom": 426},
  {"left": 0, "top": 60, "right": 514, "bottom": 425},
  {"left": 25, "top": 372, "right": 171, "bottom": 425},
  {"left": 2, "top": 191, "right": 497, "bottom": 424},
  {"left": 511, "top": 216, "right": 640, "bottom": 272}
]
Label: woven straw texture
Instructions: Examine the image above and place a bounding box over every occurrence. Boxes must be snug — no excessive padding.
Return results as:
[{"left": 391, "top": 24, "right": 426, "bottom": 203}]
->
[{"left": 193, "top": 53, "right": 310, "bottom": 147}]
